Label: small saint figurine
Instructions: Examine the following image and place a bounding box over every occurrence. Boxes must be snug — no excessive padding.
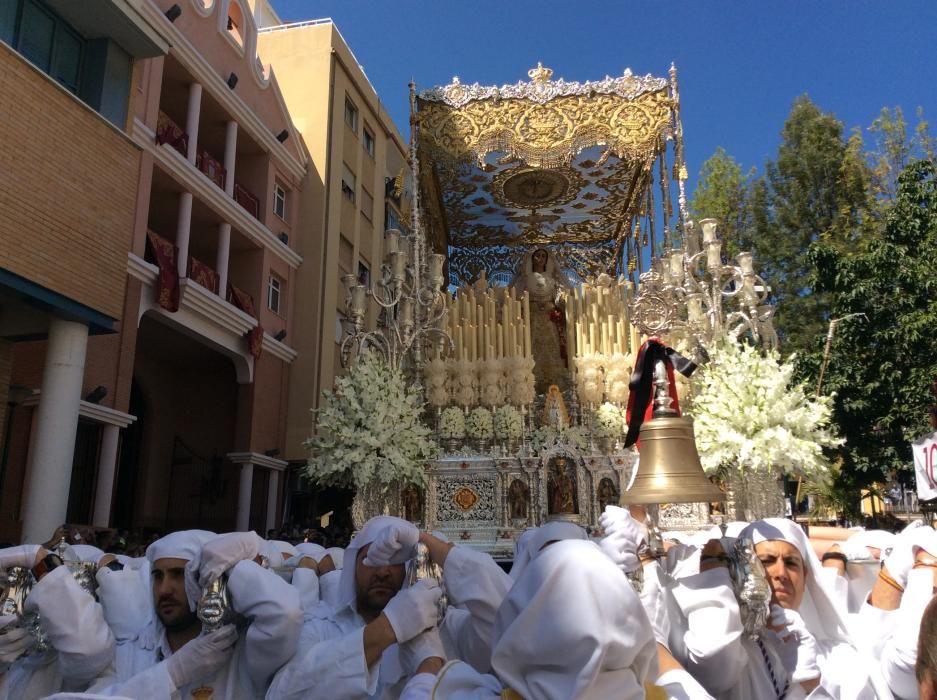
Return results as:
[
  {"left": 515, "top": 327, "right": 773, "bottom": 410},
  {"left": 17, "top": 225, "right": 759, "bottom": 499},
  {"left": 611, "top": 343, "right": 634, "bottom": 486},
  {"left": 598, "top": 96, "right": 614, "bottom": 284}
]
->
[
  {"left": 541, "top": 384, "right": 570, "bottom": 429},
  {"left": 508, "top": 479, "right": 530, "bottom": 520},
  {"left": 547, "top": 456, "right": 578, "bottom": 515}
]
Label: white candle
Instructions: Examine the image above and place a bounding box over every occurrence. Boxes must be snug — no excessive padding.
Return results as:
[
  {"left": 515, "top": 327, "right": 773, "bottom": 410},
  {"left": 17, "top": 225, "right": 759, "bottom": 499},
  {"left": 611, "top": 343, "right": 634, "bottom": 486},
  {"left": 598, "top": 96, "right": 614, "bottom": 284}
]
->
[{"left": 384, "top": 229, "right": 400, "bottom": 256}]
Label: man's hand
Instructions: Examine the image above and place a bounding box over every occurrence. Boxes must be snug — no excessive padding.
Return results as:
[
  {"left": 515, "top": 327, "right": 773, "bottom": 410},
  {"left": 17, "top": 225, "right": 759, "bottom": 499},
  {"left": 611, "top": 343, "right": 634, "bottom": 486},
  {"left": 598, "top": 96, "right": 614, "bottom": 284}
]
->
[
  {"left": 165, "top": 625, "right": 238, "bottom": 689},
  {"left": 398, "top": 626, "right": 446, "bottom": 676},
  {"left": 363, "top": 521, "right": 420, "bottom": 567},
  {"left": 599, "top": 505, "right": 644, "bottom": 574},
  {"left": 770, "top": 605, "right": 820, "bottom": 685},
  {"left": 381, "top": 578, "right": 442, "bottom": 643}
]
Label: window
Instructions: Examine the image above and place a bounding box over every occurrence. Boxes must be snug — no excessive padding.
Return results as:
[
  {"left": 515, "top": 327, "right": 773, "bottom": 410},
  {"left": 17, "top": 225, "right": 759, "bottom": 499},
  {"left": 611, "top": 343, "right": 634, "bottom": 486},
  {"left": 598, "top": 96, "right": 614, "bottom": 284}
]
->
[
  {"left": 361, "top": 187, "right": 373, "bottom": 221},
  {"left": 344, "top": 96, "right": 358, "bottom": 134},
  {"left": 363, "top": 126, "right": 375, "bottom": 158},
  {"left": 357, "top": 261, "right": 370, "bottom": 286},
  {"left": 341, "top": 163, "right": 356, "bottom": 203},
  {"left": 267, "top": 275, "right": 282, "bottom": 314},
  {"left": 14, "top": 0, "right": 85, "bottom": 93},
  {"left": 384, "top": 203, "right": 407, "bottom": 235},
  {"left": 273, "top": 182, "right": 287, "bottom": 220}
]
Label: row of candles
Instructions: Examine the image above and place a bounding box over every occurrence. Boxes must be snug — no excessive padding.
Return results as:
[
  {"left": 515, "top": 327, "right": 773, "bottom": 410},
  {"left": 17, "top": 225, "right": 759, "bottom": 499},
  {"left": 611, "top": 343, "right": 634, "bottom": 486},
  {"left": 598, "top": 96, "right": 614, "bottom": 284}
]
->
[
  {"left": 565, "top": 278, "right": 641, "bottom": 375},
  {"left": 441, "top": 278, "right": 533, "bottom": 362}
]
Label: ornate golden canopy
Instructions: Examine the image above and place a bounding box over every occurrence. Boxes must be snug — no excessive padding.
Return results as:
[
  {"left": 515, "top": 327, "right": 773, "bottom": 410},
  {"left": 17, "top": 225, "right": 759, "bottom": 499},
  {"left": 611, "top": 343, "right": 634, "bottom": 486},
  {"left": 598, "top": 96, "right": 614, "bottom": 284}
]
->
[{"left": 414, "top": 64, "right": 682, "bottom": 286}]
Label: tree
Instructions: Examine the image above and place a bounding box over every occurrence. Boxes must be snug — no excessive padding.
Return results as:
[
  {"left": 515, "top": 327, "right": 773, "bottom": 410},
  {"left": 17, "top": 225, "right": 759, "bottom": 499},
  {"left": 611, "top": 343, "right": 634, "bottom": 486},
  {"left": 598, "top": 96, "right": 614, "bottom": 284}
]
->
[
  {"left": 809, "top": 160, "right": 937, "bottom": 483},
  {"left": 868, "top": 106, "right": 937, "bottom": 201},
  {"left": 752, "top": 96, "right": 877, "bottom": 359},
  {"left": 689, "top": 147, "right": 757, "bottom": 258}
]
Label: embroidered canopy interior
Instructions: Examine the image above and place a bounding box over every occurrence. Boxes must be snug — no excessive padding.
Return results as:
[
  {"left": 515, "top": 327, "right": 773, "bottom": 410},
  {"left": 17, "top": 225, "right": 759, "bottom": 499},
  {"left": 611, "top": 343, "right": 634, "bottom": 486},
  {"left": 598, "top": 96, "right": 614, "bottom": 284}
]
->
[{"left": 414, "top": 64, "right": 684, "bottom": 286}]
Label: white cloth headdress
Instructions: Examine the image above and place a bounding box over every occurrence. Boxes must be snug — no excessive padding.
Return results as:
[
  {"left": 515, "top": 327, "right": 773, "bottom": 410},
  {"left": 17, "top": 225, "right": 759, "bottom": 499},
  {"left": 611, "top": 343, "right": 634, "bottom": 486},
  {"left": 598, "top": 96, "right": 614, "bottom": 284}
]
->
[
  {"left": 492, "top": 539, "right": 657, "bottom": 699},
  {"left": 337, "top": 516, "right": 410, "bottom": 612},
  {"left": 508, "top": 521, "right": 588, "bottom": 581}
]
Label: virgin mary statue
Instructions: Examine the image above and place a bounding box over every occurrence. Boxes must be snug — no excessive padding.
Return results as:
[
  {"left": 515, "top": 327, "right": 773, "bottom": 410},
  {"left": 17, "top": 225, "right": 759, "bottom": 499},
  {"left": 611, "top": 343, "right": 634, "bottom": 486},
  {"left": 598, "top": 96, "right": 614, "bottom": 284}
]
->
[{"left": 511, "top": 248, "right": 571, "bottom": 395}]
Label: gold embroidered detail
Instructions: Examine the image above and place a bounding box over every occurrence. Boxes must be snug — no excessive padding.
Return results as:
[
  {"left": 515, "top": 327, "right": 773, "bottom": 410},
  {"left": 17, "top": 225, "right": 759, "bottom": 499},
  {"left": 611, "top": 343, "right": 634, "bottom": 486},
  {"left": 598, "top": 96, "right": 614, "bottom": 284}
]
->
[{"left": 453, "top": 487, "right": 479, "bottom": 512}]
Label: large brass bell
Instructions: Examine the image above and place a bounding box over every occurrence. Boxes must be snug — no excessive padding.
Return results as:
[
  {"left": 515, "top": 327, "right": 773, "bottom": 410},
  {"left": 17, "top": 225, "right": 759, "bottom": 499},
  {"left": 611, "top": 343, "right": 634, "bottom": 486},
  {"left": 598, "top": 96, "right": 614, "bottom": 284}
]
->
[
  {"left": 621, "top": 414, "right": 725, "bottom": 505},
  {"left": 621, "top": 355, "right": 724, "bottom": 507}
]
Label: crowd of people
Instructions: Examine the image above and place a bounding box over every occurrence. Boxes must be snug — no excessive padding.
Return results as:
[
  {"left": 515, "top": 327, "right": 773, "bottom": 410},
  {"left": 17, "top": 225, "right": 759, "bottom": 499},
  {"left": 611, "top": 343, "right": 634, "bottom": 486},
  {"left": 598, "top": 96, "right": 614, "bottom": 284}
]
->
[{"left": 1, "top": 508, "right": 936, "bottom": 699}]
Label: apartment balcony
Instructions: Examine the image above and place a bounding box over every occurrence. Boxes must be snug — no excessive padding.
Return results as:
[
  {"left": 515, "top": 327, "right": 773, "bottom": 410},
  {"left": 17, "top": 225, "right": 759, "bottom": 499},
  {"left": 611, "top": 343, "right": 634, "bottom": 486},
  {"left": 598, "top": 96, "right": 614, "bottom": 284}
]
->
[
  {"left": 196, "top": 148, "right": 226, "bottom": 190},
  {"left": 156, "top": 111, "right": 188, "bottom": 158},
  {"left": 234, "top": 182, "right": 260, "bottom": 219},
  {"left": 130, "top": 237, "right": 297, "bottom": 378},
  {"left": 133, "top": 117, "right": 301, "bottom": 269}
]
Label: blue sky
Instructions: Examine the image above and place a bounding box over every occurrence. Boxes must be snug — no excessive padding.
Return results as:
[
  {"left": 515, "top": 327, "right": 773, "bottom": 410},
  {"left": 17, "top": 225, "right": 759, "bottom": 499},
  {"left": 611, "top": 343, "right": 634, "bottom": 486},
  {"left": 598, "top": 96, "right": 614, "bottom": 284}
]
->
[{"left": 271, "top": 1, "right": 937, "bottom": 195}]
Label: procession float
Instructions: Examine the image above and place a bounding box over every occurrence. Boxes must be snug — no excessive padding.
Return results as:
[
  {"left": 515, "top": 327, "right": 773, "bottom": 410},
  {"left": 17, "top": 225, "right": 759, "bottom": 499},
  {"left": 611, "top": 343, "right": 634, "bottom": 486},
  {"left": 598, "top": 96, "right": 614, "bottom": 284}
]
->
[{"left": 305, "top": 63, "right": 828, "bottom": 556}]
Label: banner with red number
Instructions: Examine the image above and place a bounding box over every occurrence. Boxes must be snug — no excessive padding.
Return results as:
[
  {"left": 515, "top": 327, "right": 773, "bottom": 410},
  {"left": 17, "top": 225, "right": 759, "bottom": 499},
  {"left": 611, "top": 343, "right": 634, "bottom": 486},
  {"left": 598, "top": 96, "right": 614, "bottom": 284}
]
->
[{"left": 912, "top": 431, "right": 937, "bottom": 501}]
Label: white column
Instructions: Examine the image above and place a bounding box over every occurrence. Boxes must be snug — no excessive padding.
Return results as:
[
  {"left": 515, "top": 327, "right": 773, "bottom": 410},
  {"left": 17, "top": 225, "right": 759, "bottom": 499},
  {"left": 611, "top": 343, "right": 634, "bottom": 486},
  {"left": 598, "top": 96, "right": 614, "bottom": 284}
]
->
[
  {"left": 21, "top": 319, "right": 88, "bottom": 544},
  {"left": 176, "top": 191, "right": 193, "bottom": 278},
  {"left": 216, "top": 223, "right": 231, "bottom": 295},
  {"left": 185, "top": 82, "right": 202, "bottom": 165},
  {"left": 265, "top": 469, "right": 280, "bottom": 534},
  {"left": 236, "top": 462, "right": 254, "bottom": 531},
  {"left": 223, "top": 120, "right": 238, "bottom": 197},
  {"left": 92, "top": 424, "right": 120, "bottom": 527}
]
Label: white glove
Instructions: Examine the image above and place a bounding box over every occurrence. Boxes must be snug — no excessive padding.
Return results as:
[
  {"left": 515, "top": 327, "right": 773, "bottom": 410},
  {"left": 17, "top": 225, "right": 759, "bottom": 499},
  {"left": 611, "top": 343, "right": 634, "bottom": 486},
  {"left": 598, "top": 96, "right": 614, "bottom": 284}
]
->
[
  {"left": 0, "top": 545, "right": 41, "bottom": 571},
  {"left": 382, "top": 578, "right": 442, "bottom": 643},
  {"left": 840, "top": 536, "right": 873, "bottom": 561},
  {"left": 599, "top": 505, "right": 644, "bottom": 574},
  {"left": 165, "top": 624, "right": 238, "bottom": 689},
  {"left": 398, "top": 626, "right": 446, "bottom": 676},
  {"left": 0, "top": 615, "right": 31, "bottom": 665},
  {"left": 640, "top": 563, "right": 671, "bottom": 647},
  {"left": 197, "top": 532, "right": 265, "bottom": 586},
  {"left": 884, "top": 524, "right": 934, "bottom": 588},
  {"left": 363, "top": 522, "right": 420, "bottom": 567},
  {"left": 770, "top": 605, "right": 819, "bottom": 684}
]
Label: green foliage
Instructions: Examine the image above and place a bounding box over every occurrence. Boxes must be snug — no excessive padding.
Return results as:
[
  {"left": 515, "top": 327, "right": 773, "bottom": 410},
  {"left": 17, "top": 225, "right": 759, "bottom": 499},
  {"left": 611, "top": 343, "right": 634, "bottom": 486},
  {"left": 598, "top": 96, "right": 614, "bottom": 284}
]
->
[
  {"left": 753, "top": 96, "right": 877, "bottom": 359},
  {"left": 689, "top": 147, "right": 757, "bottom": 258},
  {"left": 868, "top": 106, "right": 937, "bottom": 201},
  {"left": 809, "top": 160, "right": 937, "bottom": 482}
]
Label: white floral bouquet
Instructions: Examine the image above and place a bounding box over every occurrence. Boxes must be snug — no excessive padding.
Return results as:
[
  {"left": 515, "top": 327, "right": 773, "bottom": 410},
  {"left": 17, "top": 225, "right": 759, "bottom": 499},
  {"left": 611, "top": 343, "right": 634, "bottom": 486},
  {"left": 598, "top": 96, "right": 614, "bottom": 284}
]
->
[
  {"left": 304, "top": 351, "right": 439, "bottom": 489},
  {"left": 466, "top": 406, "right": 494, "bottom": 440},
  {"left": 593, "top": 402, "right": 624, "bottom": 438},
  {"left": 493, "top": 405, "right": 523, "bottom": 440},
  {"left": 439, "top": 407, "right": 466, "bottom": 439},
  {"left": 687, "top": 336, "right": 842, "bottom": 477}
]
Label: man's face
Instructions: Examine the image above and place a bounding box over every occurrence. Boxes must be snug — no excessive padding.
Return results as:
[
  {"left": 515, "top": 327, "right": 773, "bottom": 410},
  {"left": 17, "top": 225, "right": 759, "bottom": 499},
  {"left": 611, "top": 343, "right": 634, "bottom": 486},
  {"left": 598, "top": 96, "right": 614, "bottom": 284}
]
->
[
  {"left": 152, "top": 557, "right": 198, "bottom": 631},
  {"left": 755, "top": 540, "right": 807, "bottom": 610},
  {"left": 355, "top": 543, "right": 405, "bottom": 619}
]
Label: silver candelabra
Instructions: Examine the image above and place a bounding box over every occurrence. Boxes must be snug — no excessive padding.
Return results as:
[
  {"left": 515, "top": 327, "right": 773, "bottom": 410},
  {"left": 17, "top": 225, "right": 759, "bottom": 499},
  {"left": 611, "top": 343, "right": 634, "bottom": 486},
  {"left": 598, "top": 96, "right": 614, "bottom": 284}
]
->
[{"left": 628, "top": 218, "right": 777, "bottom": 357}]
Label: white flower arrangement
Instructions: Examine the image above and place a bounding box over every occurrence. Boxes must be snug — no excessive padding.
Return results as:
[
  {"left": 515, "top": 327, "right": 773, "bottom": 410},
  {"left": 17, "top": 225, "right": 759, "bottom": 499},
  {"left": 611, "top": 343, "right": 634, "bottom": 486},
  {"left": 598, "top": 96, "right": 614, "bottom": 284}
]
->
[
  {"left": 529, "top": 425, "right": 589, "bottom": 455},
  {"left": 687, "top": 337, "right": 842, "bottom": 477},
  {"left": 439, "top": 407, "right": 466, "bottom": 439},
  {"left": 466, "top": 406, "right": 494, "bottom": 440},
  {"left": 304, "top": 351, "right": 438, "bottom": 489},
  {"left": 593, "top": 402, "right": 624, "bottom": 438},
  {"left": 493, "top": 405, "right": 523, "bottom": 440}
]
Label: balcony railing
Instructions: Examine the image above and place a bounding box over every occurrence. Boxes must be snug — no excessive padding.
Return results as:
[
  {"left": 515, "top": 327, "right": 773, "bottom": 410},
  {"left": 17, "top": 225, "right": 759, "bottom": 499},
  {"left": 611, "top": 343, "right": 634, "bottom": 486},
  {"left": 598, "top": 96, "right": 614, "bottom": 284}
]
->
[
  {"left": 196, "top": 148, "right": 226, "bottom": 190},
  {"left": 234, "top": 182, "right": 260, "bottom": 220},
  {"left": 155, "top": 111, "right": 188, "bottom": 157}
]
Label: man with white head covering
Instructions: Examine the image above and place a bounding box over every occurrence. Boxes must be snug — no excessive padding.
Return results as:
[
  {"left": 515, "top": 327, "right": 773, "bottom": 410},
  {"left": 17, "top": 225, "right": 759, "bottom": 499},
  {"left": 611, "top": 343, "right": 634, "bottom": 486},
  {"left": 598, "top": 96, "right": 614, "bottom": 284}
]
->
[
  {"left": 0, "top": 543, "right": 115, "bottom": 699},
  {"left": 507, "top": 520, "right": 588, "bottom": 581},
  {"left": 267, "top": 515, "right": 510, "bottom": 699},
  {"left": 873, "top": 527, "right": 937, "bottom": 698},
  {"left": 89, "top": 529, "right": 302, "bottom": 698},
  {"left": 672, "top": 517, "right": 884, "bottom": 699},
  {"left": 407, "top": 539, "right": 707, "bottom": 699}
]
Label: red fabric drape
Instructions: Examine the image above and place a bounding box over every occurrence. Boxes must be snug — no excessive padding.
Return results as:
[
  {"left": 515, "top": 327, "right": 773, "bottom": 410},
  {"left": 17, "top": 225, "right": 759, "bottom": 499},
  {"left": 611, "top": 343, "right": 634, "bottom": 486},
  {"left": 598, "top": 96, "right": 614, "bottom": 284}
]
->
[
  {"left": 227, "top": 285, "right": 263, "bottom": 360},
  {"left": 145, "top": 231, "right": 180, "bottom": 312},
  {"left": 187, "top": 256, "right": 219, "bottom": 294}
]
